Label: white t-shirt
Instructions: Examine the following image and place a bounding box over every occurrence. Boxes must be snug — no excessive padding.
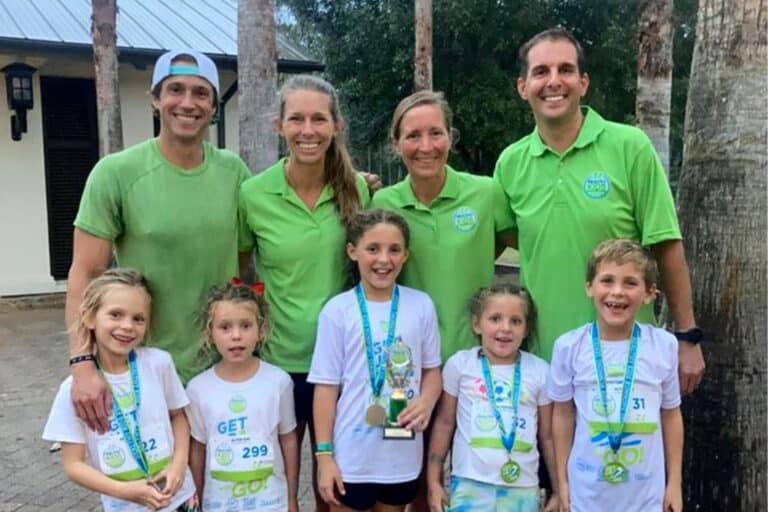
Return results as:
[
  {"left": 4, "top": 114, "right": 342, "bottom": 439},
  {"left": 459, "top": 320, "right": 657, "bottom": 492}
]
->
[
  {"left": 547, "top": 323, "right": 681, "bottom": 512},
  {"left": 443, "top": 347, "right": 550, "bottom": 487},
  {"left": 308, "top": 285, "right": 442, "bottom": 483},
  {"left": 42, "top": 348, "right": 195, "bottom": 512},
  {"left": 185, "top": 361, "right": 296, "bottom": 512}
]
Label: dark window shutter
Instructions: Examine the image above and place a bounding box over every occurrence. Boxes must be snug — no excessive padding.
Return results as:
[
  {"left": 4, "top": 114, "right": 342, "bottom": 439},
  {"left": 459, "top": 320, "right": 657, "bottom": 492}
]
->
[{"left": 41, "top": 77, "right": 99, "bottom": 280}]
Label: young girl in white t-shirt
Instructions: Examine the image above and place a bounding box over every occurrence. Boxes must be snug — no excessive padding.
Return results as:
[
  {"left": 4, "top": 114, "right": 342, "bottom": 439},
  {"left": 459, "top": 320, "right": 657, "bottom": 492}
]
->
[
  {"left": 308, "top": 208, "right": 442, "bottom": 511},
  {"left": 43, "top": 268, "right": 198, "bottom": 511},
  {"left": 427, "top": 283, "right": 559, "bottom": 512},
  {"left": 548, "top": 239, "right": 683, "bottom": 512},
  {"left": 185, "top": 280, "right": 298, "bottom": 512}
]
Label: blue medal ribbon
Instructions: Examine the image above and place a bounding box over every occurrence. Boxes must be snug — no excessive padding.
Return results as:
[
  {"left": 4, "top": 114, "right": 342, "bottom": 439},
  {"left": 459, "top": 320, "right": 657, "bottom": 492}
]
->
[
  {"left": 479, "top": 349, "right": 522, "bottom": 455},
  {"left": 355, "top": 283, "right": 399, "bottom": 399},
  {"left": 100, "top": 350, "right": 149, "bottom": 477},
  {"left": 591, "top": 321, "right": 640, "bottom": 454}
]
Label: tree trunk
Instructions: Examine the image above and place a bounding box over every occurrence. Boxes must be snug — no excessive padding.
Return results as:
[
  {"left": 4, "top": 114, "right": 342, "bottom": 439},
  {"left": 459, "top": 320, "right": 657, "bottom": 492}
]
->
[
  {"left": 636, "top": 0, "right": 673, "bottom": 174},
  {"left": 414, "top": 0, "right": 432, "bottom": 91},
  {"left": 675, "top": 0, "right": 767, "bottom": 509},
  {"left": 238, "top": 0, "right": 278, "bottom": 173},
  {"left": 91, "top": 0, "right": 123, "bottom": 156}
]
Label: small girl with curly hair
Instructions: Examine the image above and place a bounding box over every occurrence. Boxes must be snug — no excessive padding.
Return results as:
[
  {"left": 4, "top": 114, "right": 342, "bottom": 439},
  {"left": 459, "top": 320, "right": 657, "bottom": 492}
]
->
[{"left": 185, "top": 280, "right": 299, "bottom": 511}]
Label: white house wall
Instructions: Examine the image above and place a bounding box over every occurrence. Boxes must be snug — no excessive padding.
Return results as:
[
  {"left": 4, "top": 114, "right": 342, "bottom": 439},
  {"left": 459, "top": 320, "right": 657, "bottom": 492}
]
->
[
  {"left": 0, "top": 52, "right": 240, "bottom": 296},
  {"left": 0, "top": 54, "right": 52, "bottom": 295}
]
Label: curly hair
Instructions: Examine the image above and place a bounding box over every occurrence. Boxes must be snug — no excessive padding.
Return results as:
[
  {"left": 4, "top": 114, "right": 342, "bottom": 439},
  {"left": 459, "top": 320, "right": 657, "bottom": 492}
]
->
[{"left": 198, "top": 282, "right": 270, "bottom": 362}]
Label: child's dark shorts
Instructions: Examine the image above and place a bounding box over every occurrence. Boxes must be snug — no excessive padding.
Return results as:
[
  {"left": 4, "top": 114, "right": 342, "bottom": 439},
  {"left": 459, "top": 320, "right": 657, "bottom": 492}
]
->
[{"left": 339, "top": 479, "right": 420, "bottom": 510}]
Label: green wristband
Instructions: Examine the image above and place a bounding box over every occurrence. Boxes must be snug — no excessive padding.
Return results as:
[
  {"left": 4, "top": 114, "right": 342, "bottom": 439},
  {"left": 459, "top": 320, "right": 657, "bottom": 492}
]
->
[{"left": 315, "top": 442, "right": 333, "bottom": 453}]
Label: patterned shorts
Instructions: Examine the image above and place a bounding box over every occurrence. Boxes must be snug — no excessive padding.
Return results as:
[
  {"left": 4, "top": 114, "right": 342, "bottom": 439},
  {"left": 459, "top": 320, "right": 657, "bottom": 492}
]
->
[
  {"left": 448, "top": 476, "right": 539, "bottom": 512},
  {"left": 176, "top": 494, "right": 201, "bottom": 512}
]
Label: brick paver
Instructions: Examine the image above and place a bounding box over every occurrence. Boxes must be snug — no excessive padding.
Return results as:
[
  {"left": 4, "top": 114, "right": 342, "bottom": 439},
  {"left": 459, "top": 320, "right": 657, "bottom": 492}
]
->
[{"left": 0, "top": 308, "right": 316, "bottom": 511}]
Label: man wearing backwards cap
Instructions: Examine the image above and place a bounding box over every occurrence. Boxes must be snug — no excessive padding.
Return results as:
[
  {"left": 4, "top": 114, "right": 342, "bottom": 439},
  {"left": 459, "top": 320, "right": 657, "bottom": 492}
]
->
[{"left": 65, "top": 49, "right": 252, "bottom": 432}]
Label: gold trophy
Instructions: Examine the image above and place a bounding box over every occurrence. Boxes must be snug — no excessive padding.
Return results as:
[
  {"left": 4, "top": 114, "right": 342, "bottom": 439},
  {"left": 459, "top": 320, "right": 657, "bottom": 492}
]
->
[{"left": 383, "top": 337, "right": 415, "bottom": 440}]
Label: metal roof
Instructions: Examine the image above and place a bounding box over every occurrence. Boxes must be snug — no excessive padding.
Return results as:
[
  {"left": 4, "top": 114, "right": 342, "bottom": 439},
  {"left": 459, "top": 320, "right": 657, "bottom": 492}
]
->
[{"left": 0, "top": 0, "right": 321, "bottom": 70}]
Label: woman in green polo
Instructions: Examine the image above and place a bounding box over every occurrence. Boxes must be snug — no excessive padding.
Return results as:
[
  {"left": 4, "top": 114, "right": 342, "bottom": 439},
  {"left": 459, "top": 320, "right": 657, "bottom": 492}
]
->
[
  {"left": 238, "top": 75, "right": 369, "bottom": 511},
  {"left": 371, "top": 90, "right": 515, "bottom": 365}
]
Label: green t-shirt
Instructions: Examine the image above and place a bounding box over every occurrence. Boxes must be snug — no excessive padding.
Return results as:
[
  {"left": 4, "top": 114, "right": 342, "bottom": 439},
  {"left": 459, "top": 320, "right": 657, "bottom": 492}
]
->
[
  {"left": 494, "top": 107, "right": 681, "bottom": 362},
  {"left": 238, "top": 159, "right": 370, "bottom": 373},
  {"left": 371, "top": 166, "right": 515, "bottom": 363},
  {"left": 74, "top": 139, "right": 252, "bottom": 383}
]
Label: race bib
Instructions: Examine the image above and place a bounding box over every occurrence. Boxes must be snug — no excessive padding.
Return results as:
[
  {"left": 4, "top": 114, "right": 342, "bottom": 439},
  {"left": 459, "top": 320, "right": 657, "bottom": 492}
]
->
[
  {"left": 209, "top": 434, "right": 275, "bottom": 484},
  {"left": 469, "top": 400, "right": 536, "bottom": 452},
  {"left": 587, "top": 382, "right": 660, "bottom": 435},
  {"left": 98, "top": 424, "right": 171, "bottom": 480}
]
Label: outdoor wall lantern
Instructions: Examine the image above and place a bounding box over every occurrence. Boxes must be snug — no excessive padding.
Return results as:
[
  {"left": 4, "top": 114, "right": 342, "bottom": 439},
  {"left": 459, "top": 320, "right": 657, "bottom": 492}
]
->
[{"left": 2, "top": 63, "right": 36, "bottom": 141}]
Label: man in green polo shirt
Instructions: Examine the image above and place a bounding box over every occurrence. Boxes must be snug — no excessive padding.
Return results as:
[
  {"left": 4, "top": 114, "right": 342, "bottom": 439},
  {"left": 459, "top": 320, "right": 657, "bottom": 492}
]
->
[
  {"left": 494, "top": 28, "right": 705, "bottom": 394},
  {"left": 65, "top": 49, "right": 252, "bottom": 433}
]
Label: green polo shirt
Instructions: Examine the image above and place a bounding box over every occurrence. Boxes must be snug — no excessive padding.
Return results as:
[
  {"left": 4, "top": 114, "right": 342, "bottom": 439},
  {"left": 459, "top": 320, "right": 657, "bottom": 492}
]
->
[
  {"left": 75, "top": 139, "right": 251, "bottom": 383},
  {"left": 238, "top": 159, "right": 370, "bottom": 372},
  {"left": 494, "top": 107, "right": 681, "bottom": 362},
  {"left": 371, "top": 166, "right": 514, "bottom": 363}
]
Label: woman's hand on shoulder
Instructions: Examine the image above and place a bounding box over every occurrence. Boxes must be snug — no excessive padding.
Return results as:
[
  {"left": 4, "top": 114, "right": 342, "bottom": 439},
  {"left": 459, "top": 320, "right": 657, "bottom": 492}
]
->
[{"left": 358, "top": 171, "right": 382, "bottom": 195}]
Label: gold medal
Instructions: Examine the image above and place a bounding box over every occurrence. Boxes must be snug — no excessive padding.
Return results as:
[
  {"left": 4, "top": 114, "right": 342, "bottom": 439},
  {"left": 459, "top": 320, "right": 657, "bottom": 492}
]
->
[
  {"left": 603, "top": 461, "right": 628, "bottom": 484},
  {"left": 365, "top": 404, "right": 387, "bottom": 426}
]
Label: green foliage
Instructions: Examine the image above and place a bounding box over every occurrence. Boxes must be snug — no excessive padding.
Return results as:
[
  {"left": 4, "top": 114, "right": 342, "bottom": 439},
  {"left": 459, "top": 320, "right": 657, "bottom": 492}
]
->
[{"left": 279, "top": 0, "right": 694, "bottom": 182}]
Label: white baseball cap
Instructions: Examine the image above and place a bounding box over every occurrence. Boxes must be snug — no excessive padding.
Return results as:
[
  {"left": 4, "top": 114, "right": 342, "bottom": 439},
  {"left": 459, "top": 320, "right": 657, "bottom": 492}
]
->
[{"left": 151, "top": 49, "right": 220, "bottom": 96}]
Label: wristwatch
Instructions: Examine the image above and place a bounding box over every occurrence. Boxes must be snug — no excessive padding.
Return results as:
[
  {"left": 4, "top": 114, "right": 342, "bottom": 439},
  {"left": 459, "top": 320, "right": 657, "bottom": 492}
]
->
[{"left": 673, "top": 327, "right": 705, "bottom": 344}]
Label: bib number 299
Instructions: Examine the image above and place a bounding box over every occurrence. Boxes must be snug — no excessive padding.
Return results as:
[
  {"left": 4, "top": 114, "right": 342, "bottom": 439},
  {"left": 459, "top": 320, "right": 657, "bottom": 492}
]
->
[{"left": 242, "top": 445, "right": 269, "bottom": 459}]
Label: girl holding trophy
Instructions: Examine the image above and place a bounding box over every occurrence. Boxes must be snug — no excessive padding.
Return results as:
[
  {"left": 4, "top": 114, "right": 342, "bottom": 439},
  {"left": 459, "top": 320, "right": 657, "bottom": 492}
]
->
[{"left": 309, "top": 209, "right": 442, "bottom": 511}]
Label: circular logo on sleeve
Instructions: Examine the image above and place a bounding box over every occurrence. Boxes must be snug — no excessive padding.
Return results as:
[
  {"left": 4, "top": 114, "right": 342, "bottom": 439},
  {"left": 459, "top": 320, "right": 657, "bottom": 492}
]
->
[
  {"left": 582, "top": 172, "right": 610, "bottom": 199},
  {"left": 452, "top": 207, "right": 478, "bottom": 232}
]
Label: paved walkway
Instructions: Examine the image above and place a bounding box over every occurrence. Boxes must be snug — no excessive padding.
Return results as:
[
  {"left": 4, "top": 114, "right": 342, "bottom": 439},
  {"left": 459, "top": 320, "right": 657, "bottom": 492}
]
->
[{"left": 0, "top": 307, "right": 316, "bottom": 511}]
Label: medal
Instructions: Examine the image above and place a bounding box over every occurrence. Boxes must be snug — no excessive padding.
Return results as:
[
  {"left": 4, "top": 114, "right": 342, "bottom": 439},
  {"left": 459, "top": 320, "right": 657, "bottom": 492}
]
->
[
  {"left": 98, "top": 350, "right": 149, "bottom": 478},
  {"left": 365, "top": 404, "right": 387, "bottom": 426},
  {"left": 591, "top": 322, "right": 640, "bottom": 483},
  {"left": 356, "top": 283, "right": 399, "bottom": 427},
  {"left": 479, "top": 349, "right": 522, "bottom": 482},
  {"left": 500, "top": 459, "right": 521, "bottom": 483},
  {"left": 603, "top": 461, "right": 628, "bottom": 484}
]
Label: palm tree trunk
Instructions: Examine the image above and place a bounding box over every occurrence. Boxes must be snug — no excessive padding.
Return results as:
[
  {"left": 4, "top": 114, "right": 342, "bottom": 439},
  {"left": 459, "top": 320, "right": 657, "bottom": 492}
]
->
[
  {"left": 91, "top": 0, "right": 123, "bottom": 156},
  {"left": 636, "top": 0, "right": 673, "bottom": 174},
  {"left": 675, "top": 0, "right": 766, "bottom": 508},
  {"left": 238, "top": 0, "right": 278, "bottom": 173},
  {"left": 414, "top": 0, "right": 432, "bottom": 91}
]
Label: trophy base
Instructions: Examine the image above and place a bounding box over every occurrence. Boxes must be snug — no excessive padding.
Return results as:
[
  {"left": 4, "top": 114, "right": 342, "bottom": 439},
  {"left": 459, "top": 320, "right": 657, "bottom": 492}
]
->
[{"left": 382, "top": 426, "right": 415, "bottom": 440}]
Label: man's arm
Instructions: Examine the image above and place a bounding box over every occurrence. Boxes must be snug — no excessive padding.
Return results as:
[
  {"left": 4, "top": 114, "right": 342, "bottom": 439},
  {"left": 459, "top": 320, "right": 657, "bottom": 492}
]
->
[
  {"left": 65, "top": 228, "right": 113, "bottom": 433},
  {"left": 651, "top": 239, "right": 705, "bottom": 394},
  {"left": 238, "top": 250, "right": 255, "bottom": 283}
]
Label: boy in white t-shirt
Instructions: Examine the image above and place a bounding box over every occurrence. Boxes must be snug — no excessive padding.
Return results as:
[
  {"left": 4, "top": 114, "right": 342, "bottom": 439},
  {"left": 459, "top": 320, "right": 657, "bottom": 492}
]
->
[{"left": 548, "top": 239, "right": 683, "bottom": 512}]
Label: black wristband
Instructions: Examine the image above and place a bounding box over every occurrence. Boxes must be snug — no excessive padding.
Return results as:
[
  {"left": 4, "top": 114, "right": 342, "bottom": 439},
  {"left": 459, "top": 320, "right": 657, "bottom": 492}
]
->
[
  {"left": 69, "top": 354, "right": 96, "bottom": 366},
  {"left": 673, "top": 327, "right": 705, "bottom": 344}
]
